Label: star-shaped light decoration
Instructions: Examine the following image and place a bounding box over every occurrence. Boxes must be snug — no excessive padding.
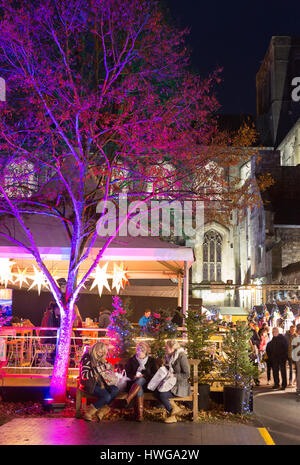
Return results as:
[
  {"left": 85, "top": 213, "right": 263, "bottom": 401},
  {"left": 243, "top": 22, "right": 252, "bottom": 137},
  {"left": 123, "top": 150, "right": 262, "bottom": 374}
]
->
[
  {"left": 0, "top": 258, "right": 15, "bottom": 287},
  {"left": 27, "top": 265, "right": 49, "bottom": 295},
  {"left": 112, "top": 262, "right": 129, "bottom": 294},
  {"left": 13, "top": 266, "right": 30, "bottom": 289},
  {"left": 90, "top": 262, "right": 111, "bottom": 297}
]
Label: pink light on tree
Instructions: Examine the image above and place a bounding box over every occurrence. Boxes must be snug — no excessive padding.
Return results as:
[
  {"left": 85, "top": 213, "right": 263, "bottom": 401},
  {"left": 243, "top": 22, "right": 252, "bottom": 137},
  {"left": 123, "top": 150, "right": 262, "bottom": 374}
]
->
[{"left": 0, "top": 0, "right": 254, "bottom": 405}]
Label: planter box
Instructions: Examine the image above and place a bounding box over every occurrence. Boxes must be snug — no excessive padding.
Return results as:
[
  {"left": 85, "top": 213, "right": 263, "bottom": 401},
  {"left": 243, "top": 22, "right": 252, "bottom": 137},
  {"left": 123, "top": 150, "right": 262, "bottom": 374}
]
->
[
  {"left": 223, "top": 386, "right": 252, "bottom": 414},
  {"left": 198, "top": 383, "right": 210, "bottom": 411}
]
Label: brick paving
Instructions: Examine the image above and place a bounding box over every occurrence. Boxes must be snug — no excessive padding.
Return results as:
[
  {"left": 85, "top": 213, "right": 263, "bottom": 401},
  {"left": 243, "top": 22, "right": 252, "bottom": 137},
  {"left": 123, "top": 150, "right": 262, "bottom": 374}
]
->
[{"left": 0, "top": 417, "right": 267, "bottom": 445}]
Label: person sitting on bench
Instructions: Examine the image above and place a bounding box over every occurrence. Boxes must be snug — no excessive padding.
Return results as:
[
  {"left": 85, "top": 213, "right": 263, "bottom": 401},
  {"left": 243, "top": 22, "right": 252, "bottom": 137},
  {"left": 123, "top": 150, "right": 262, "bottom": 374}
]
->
[
  {"left": 155, "top": 339, "right": 190, "bottom": 424},
  {"left": 125, "top": 342, "right": 157, "bottom": 421},
  {"left": 79, "top": 342, "right": 119, "bottom": 422}
]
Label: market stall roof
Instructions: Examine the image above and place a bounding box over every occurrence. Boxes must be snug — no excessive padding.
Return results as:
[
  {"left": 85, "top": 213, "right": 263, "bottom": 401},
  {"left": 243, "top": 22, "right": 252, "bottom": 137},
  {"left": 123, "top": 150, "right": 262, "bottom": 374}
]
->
[{"left": 0, "top": 217, "right": 194, "bottom": 280}]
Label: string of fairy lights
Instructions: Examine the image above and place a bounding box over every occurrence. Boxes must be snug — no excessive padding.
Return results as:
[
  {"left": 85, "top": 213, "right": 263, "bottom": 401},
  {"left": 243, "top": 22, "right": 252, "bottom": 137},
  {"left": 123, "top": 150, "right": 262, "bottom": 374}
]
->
[{"left": 0, "top": 258, "right": 129, "bottom": 297}]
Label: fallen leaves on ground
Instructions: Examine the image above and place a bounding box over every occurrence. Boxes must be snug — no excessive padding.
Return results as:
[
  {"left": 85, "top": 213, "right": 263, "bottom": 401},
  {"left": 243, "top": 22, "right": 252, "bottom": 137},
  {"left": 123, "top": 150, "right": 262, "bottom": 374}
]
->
[{"left": 0, "top": 398, "right": 255, "bottom": 425}]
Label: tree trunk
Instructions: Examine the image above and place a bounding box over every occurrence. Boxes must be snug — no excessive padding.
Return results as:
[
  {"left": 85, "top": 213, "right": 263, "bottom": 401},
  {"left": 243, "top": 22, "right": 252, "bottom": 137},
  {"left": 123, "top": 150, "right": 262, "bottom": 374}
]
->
[{"left": 49, "top": 303, "right": 74, "bottom": 404}]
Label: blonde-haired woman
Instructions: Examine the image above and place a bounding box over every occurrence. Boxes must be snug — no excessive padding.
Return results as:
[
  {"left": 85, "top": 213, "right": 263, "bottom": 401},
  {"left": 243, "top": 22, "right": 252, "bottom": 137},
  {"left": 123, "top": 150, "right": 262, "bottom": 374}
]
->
[
  {"left": 79, "top": 342, "right": 119, "bottom": 421},
  {"left": 155, "top": 339, "right": 190, "bottom": 423},
  {"left": 125, "top": 341, "right": 157, "bottom": 421}
]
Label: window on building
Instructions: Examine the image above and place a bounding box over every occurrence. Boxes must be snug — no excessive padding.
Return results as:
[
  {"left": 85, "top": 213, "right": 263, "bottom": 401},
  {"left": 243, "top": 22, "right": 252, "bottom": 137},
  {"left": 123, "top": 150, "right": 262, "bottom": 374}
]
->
[
  {"left": 240, "top": 161, "right": 251, "bottom": 184},
  {"left": 203, "top": 230, "right": 222, "bottom": 281},
  {"left": 3, "top": 158, "right": 37, "bottom": 198}
]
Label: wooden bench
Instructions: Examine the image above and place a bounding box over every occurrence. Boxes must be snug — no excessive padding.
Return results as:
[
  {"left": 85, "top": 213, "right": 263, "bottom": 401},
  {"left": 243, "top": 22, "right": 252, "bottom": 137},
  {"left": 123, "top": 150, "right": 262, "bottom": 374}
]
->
[{"left": 75, "top": 359, "right": 200, "bottom": 422}]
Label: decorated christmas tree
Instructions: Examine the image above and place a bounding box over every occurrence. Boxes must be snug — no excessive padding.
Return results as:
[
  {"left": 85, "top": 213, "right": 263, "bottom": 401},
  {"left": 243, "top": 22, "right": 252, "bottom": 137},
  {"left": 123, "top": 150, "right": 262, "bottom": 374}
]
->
[
  {"left": 0, "top": 307, "right": 11, "bottom": 327},
  {"left": 106, "top": 295, "right": 135, "bottom": 358}
]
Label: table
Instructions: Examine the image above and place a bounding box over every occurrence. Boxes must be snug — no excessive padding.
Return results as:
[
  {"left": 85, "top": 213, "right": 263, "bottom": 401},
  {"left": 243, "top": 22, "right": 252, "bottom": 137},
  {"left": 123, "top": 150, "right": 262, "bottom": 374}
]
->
[{"left": 80, "top": 327, "right": 100, "bottom": 345}]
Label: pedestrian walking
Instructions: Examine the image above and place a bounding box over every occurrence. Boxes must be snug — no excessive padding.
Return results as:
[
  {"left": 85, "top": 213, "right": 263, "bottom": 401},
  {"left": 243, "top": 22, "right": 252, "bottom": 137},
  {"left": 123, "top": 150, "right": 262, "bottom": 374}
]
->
[
  {"left": 259, "top": 328, "right": 269, "bottom": 354},
  {"left": 250, "top": 322, "right": 260, "bottom": 351},
  {"left": 266, "top": 327, "right": 288, "bottom": 390},
  {"left": 259, "top": 327, "right": 271, "bottom": 384},
  {"left": 292, "top": 324, "right": 300, "bottom": 401}
]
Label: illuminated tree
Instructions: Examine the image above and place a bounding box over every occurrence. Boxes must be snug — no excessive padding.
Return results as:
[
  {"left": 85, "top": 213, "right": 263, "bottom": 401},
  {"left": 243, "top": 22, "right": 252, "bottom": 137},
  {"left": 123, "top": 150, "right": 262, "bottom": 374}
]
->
[{"left": 0, "top": 0, "right": 265, "bottom": 404}]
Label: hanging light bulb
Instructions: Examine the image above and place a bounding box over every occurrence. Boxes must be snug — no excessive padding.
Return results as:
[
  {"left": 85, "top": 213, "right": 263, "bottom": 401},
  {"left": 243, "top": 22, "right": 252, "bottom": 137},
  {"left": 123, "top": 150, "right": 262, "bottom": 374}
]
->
[
  {"left": 0, "top": 258, "right": 15, "bottom": 287},
  {"left": 28, "top": 265, "right": 49, "bottom": 295},
  {"left": 90, "top": 262, "right": 111, "bottom": 297}
]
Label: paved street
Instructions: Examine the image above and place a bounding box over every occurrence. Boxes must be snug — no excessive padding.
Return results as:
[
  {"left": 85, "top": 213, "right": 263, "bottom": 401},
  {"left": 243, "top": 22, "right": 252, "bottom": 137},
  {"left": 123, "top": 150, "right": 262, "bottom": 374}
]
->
[
  {"left": 254, "top": 374, "right": 300, "bottom": 445},
  {"left": 4, "top": 372, "right": 299, "bottom": 446},
  {"left": 0, "top": 417, "right": 267, "bottom": 446}
]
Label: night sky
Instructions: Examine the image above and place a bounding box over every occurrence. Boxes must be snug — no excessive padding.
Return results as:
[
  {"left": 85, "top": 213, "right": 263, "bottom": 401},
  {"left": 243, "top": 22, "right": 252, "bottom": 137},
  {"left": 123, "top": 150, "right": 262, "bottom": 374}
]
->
[{"left": 165, "top": 0, "right": 300, "bottom": 116}]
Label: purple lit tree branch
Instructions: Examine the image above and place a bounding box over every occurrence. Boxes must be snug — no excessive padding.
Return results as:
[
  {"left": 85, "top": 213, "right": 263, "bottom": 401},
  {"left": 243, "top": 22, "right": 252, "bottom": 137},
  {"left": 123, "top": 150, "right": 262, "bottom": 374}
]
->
[{"left": 0, "top": 0, "right": 260, "bottom": 403}]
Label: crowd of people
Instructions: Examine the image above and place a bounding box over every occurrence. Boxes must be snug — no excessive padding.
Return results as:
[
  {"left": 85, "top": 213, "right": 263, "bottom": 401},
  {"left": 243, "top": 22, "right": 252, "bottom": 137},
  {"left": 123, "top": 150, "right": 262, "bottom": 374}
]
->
[
  {"left": 11, "top": 300, "right": 300, "bottom": 403},
  {"left": 249, "top": 319, "right": 300, "bottom": 398},
  {"left": 138, "top": 307, "right": 183, "bottom": 329},
  {"left": 79, "top": 339, "right": 189, "bottom": 423}
]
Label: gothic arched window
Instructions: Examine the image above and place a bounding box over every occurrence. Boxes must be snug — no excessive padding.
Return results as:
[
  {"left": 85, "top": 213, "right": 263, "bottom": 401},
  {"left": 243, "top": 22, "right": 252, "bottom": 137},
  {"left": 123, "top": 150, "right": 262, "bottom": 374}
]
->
[{"left": 203, "top": 230, "right": 222, "bottom": 281}]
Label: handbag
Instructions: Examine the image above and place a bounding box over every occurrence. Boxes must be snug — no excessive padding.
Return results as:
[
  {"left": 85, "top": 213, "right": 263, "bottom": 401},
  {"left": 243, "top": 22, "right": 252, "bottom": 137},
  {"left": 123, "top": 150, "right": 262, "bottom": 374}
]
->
[
  {"left": 147, "top": 366, "right": 169, "bottom": 391},
  {"left": 115, "top": 369, "right": 130, "bottom": 392},
  {"left": 157, "top": 374, "right": 177, "bottom": 392},
  {"left": 99, "top": 366, "right": 119, "bottom": 386}
]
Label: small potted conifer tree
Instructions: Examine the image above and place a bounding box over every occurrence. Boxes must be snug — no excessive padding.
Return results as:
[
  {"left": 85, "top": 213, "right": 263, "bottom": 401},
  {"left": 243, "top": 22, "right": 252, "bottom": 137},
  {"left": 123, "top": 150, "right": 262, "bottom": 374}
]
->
[
  {"left": 185, "top": 309, "right": 217, "bottom": 411},
  {"left": 219, "top": 321, "right": 259, "bottom": 414}
]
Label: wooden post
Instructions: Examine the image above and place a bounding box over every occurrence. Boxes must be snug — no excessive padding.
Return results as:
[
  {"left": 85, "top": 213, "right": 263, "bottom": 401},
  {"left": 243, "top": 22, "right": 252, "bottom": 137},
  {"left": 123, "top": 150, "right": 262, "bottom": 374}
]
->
[
  {"left": 263, "top": 286, "right": 267, "bottom": 305},
  {"left": 177, "top": 273, "right": 182, "bottom": 307},
  {"left": 183, "top": 261, "right": 189, "bottom": 317}
]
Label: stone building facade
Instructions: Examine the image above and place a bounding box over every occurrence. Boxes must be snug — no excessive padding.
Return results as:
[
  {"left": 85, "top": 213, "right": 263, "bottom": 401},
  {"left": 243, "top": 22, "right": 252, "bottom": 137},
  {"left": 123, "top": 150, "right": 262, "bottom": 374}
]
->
[
  {"left": 190, "top": 36, "right": 300, "bottom": 313},
  {"left": 191, "top": 154, "right": 267, "bottom": 311},
  {"left": 256, "top": 36, "right": 300, "bottom": 147}
]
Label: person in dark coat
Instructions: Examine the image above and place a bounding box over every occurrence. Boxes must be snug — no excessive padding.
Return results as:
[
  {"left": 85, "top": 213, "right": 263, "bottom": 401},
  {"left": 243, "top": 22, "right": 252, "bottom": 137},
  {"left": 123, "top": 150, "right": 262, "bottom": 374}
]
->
[
  {"left": 98, "top": 308, "right": 111, "bottom": 328},
  {"left": 171, "top": 306, "right": 183, "bottom": 327},
  {"left": 249, "top": 322, "right": 260, "bottom": 350},
  {"left": 40, "top": 301, "right": 60, "bottom": 345},
  {"left": 125, "top": 342, "right": 157, "bottom": 421},
  {"left": 266, "top": 327, "right": 288, "bottom": 390}
]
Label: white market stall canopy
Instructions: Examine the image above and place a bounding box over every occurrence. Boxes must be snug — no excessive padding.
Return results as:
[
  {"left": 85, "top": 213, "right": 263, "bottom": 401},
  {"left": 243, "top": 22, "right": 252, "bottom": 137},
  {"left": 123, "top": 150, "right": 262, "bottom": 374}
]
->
[{"left": 0, "top": 217, "right": 194, "bottom": 282}]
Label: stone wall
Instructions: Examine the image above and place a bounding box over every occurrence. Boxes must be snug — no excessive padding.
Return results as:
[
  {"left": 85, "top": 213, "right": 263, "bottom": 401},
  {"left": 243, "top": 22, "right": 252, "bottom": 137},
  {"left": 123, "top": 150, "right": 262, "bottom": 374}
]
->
[{"left": 276, "top": 227, "right": 300, "bottom": 268}]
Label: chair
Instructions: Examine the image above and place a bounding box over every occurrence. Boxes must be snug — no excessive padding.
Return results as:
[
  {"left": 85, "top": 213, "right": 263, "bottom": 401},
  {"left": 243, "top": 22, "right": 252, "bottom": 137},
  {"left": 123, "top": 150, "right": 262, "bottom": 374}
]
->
[
  {"left": 69, "top": 332, "right": 87, "bottom": 368},
  {"left": 31, "top": 336, "right": 56, "bottom": 367},
  {"left": 18, "top": 328, "right": 33, "bottom": 366},
  {"left": 6, "top": 338, "right": 23, "bottom": 366}
]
